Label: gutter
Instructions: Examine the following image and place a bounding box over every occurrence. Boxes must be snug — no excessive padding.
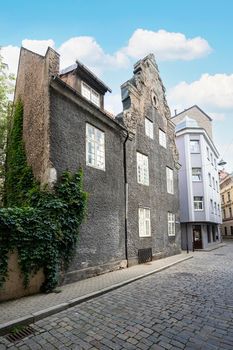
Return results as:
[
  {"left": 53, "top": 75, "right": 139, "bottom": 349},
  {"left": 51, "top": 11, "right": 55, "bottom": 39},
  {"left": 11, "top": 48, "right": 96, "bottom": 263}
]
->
[{"left": 123, "top": 130, "right": 129, "bottom": 265}]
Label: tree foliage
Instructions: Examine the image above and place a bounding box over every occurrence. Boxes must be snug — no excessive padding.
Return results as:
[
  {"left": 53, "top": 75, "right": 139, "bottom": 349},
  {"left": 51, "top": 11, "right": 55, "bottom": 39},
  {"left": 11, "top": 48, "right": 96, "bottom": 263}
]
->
[{"left": 0, "top": 50, "right": 15, "bottom": 205}]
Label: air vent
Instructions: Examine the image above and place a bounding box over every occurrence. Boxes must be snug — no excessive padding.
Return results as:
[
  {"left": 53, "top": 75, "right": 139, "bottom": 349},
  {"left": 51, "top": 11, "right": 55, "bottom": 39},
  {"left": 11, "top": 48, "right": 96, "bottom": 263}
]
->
[
  {"left": 138, "top": 248, "right": 152, "bottom": 264},
  {"left": 4, "top": 325, "right": 35, "bottom": 343}
]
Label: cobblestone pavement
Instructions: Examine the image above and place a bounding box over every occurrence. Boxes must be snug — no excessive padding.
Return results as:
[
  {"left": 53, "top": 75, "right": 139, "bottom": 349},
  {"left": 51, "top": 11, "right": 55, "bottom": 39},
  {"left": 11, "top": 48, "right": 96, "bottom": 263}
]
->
[{"left": 1, "top": 243, "right": 233, "bottom": 350}]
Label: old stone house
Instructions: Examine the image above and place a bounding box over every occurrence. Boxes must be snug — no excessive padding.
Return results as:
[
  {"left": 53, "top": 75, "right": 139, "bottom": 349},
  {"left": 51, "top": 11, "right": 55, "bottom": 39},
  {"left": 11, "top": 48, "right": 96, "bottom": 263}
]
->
[{"left": 14, "top": 47, "right": 181, "bottom": 284}]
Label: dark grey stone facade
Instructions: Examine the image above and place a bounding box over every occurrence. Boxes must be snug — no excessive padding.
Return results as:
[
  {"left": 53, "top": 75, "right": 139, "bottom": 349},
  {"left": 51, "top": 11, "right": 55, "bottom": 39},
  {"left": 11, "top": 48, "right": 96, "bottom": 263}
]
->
[{"left": 15, "top": 48, "right": 181, "bottom": 284}]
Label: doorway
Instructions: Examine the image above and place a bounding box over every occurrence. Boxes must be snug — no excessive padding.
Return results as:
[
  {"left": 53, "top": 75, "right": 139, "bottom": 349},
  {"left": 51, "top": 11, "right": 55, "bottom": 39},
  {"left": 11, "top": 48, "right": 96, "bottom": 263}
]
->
[{"left": 193, "top": 225, "right": 202, "bottom": 249}]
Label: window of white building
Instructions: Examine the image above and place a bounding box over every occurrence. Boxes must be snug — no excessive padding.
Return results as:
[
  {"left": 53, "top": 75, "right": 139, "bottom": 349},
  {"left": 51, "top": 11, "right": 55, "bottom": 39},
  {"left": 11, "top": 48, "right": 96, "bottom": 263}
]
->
[
  {"left": 137, "top": 152, "right": 149, "bottom": 185},
  {"left": 159, "top": 129, "right": 166, "bottom": 148},
  {"left": 81, "top": 81, "right": 100, "bottom": 107},
  {"left": 194, "top": 196, "right": 204, "bottom": 211},
  {"left": 145, "top": 118, "right": 154, "bottom": 139},
  {"left": 208, "top": 173, "right": 212, "bottom": 187},
  {"left": 210, "top": 153, "right": 213, "bottom": 165},
  {"left": 86, "top": 123, "right": 105, "bottom": 170},
  {"left": 166, "top": 167, "right": 174, "bottom": 194},
  {"left": 216, "top": 181, "right": 219, "bottom": 192},
  {"left": 218, "top": 204, "right": 220, "bottom": 216},
  {"left": 206, "top": 146, "right": 210, "bottom": 159},
  {"left": 139, "top": 208, "right": 151, "bottom": 237},
  {"left": 190, "top": 140, "right": 200, "bottom": 153},
  {"left": 168, "top": 212, "right": 175, "bottom": 236},
  {"left": 192, "top": 168, "right": 202, "bottom": 181},
  {"left": 210, "top": 199, "right": 213, "bottom": 213},
  {"left": 213, "top": 177, "right": 215, "bottom": 189},
  {"left": 214, "top": 202, "right": 217, "bottom": 215}
]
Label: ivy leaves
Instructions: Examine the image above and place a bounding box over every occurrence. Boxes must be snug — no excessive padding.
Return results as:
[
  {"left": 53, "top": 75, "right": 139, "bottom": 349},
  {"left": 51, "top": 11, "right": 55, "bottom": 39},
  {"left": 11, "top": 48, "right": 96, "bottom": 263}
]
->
[{"left": 0, "top": 101, "right": 87, "bottom": 293}]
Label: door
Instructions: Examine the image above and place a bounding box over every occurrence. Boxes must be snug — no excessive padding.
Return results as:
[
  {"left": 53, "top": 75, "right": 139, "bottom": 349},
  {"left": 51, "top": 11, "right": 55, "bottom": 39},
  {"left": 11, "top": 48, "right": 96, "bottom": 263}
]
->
[{"left": 193, "top": 225, "right": 202, "bottom": 249}]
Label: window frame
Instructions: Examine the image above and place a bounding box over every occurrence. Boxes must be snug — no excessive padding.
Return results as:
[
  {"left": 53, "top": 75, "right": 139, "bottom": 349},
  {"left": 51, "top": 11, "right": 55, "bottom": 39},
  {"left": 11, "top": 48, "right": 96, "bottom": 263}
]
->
[
  {"left": 159, "top": 129, "right": 167, "bottom": 148},
  {"left": 166, "top": 167, "right": 174, "bottom": 194},
  {"left": 138, "top": 207, "right": 151, "bottom": 237},
  {"left": 190, "top": 140, "right": 200, "bottom": 154},
  {"left": 192, "top": 168, "right": 202, "bottom": 182},
  {"left": 81, "top": 81, "right": 100, "bottom": 107},
  {"left": 168, "top": 212, "right": 175, "bottom": 236},
  {"left": 86, "top": 123, "right": 105, "bottom": 170},
  {"left": 145, "top": 118, "right": 154, "bottom": 139},
  {"left": 193, "top": 196, "right": 204, "bottom": 211},
  {"left": 137, "top": 152, "right": 149, "bottom": 186}
]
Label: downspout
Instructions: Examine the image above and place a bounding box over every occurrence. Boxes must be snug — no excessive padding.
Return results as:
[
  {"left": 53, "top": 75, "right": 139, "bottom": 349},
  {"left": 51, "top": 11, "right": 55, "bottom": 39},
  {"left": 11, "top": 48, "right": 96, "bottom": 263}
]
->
[{"left": 123, "top": 130, "right": 129, "bottom": 266}]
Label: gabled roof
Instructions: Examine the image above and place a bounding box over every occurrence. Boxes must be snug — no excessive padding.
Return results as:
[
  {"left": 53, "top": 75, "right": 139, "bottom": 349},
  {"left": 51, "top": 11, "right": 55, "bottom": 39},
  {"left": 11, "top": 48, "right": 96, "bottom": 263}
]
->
[
  {"left": 60, "top": 60, "right": 112, "bottom": 93},
  {"left": 171, "top": 105, "right": 212, "bottom": 121}
]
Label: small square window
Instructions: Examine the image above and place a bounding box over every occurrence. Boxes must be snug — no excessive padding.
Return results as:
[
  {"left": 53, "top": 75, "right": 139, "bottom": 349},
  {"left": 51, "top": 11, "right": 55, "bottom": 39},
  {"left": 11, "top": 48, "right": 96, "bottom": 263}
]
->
[
  {"left": 194, "top": 196, "right": 204, "bottom": 211},
  {"left": 190, "top": 140, "right": 200, "bottom": 153},
  {"left": 192, "top": 168, "right": 202, "bottom": 181}
]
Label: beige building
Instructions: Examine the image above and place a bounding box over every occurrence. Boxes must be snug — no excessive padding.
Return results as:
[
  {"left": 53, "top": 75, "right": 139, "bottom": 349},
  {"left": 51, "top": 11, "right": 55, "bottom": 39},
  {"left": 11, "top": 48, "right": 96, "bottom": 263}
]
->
[{"left": 220, "top": 171, "right": 233, "bottom": 236}]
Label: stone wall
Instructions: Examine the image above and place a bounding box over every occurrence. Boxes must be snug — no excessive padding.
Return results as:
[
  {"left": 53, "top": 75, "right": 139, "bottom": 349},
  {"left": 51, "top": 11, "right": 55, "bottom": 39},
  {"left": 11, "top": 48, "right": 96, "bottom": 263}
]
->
[
  {"left": 0, "top": 251, "right": 44, "bottom": 301},
  {"left": 14, "top": 47, "right": 59, "bottom": 185},
  {"left": 49, "top": 82, "right": 126, "bottom": 283}
]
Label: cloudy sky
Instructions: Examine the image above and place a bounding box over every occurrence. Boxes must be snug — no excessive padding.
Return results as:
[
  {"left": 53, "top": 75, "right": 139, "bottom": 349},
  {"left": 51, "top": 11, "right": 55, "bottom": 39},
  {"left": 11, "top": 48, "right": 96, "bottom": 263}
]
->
[{"left": 1, "top": 0, "right": 233, "bottom": 170}]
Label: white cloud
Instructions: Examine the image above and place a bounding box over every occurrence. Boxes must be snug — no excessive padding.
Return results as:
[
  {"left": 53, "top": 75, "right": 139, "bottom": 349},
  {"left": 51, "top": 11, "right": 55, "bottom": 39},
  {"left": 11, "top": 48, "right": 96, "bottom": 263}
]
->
[
  {"left": 22, "top": 39, "right": 55, "bottom": 55},
  {"left": 168, "top": 73, "right": 233, "bottom": 119},
  {"left": 120, "top": 29, "right": 212, "bottom": 61},
  {"left": 1, "top": 28, "right": 212, "bottom": 77},
  {"left": 1, "top": 45, "right": 20, "bottom": 75},
  {"left": 105, "top": 93, "right": 122, "bottom": 115},
  {"left": 58, "top": 36, "right": 129, "bottom": 75}
]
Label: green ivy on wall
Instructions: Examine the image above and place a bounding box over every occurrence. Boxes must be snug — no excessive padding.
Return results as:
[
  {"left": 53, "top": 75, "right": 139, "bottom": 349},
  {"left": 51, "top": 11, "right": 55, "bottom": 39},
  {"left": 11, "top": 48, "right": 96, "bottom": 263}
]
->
[{"left": 0, "top": 100, "right": 87, "bottom": 292}]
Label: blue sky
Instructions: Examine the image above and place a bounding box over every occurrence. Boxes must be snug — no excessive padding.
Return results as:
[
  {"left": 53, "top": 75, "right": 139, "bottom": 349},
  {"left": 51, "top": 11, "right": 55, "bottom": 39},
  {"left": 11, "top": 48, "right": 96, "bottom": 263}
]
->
[{"left": 1, "top": 0, "right": 233, "bottom": 170}]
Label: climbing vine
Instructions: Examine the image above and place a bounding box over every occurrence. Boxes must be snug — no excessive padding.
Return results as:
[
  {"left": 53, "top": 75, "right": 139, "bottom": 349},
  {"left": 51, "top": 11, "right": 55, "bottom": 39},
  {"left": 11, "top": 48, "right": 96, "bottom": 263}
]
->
[{"left": 0, "top": 101, "right": 87, "bottom": 292}]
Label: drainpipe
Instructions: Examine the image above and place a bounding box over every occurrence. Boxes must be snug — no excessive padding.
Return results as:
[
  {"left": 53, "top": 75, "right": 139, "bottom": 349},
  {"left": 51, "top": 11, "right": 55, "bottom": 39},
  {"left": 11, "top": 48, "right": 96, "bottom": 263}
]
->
[
  {"left": 186, "top": 223, "right": 189, "bottom": 253},
  {"left": 123, "top": 130, "right": 129, "bottom": 266}
]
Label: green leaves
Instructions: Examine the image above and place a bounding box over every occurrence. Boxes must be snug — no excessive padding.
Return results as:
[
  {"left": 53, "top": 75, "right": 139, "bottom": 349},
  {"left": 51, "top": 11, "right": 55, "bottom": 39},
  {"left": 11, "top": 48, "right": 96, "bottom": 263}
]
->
[{"left": 0, "top": 100, "right": 87, "bottom": 293}]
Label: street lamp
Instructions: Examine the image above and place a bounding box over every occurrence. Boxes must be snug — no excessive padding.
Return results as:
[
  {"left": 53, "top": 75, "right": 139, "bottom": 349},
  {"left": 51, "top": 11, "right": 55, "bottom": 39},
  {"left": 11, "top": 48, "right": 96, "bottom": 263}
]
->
[{"left": 218, "top": 159, "right": 227, "bottom": 166}]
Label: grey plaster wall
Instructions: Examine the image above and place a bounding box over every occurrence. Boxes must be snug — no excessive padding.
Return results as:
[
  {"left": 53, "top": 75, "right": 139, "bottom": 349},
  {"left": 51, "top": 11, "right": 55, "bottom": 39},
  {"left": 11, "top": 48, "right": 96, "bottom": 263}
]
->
[
  {"left": 49, "top": 85, "right": 126, "bottom": 282},
  {"left": 126, "top": 106, "right": 181, "bottom": 264}
]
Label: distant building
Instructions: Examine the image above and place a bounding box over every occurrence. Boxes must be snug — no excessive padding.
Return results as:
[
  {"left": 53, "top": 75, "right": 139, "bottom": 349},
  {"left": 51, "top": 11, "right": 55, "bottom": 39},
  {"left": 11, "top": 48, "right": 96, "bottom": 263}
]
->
[
  {"left": 172, "top": 106, "right": 222, "bottom": 250},
  {"left": 220, "top": 170, "right": 233, "bottom": 237},
  {"left": 13, "top": 47, "right": 181, "bottom": 283}
]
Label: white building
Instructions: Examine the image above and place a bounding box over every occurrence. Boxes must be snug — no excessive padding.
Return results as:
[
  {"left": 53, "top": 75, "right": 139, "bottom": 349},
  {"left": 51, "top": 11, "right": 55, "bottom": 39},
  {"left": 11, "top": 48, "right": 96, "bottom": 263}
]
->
[{"left": 172, "top": 106, "right": 222, "bottom": 250}]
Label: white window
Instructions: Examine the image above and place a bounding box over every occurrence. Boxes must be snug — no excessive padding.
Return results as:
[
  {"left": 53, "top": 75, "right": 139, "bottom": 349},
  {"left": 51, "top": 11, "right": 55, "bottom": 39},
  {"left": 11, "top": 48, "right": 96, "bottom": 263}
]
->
[
  {"left": 168, "top": 212, "right": 175, "bottom": 236},
  {"left": 210, "top": 153, "right": 213, "bottom": 165},
  {"left": 137, "top": 152, "right": 149, "bottom": 186},
  {"left": 212, "top": 177, "right": 215, "bottom": 189},
  {"left": 86, "top": 123, "right": 105, "bottom": 170},
  {"left": 139, "top": 208, "right": 151, "bottom": 237},
  {"left": 190, "top": 140, "right": 200, "bottom": 153},
  {"left": 192, "top": 168, "right": 202, "bottom": 181},
  {"left": 166, "top": 167, "right": 174, "bottom": 194},
  {"left": 214, "top": 159, "right": 217, "bottom": 168},
  {"left": 194, "top": 196, "right": 204, "bottom": 211},
  {"left": 218, "top": 204, "right": 220, "bottom": 216},
  {"left": 210, "top": 199, "right": 213, "bottom": 213},
  {"left": 206, "top": 146, "right": 210, "bottom": 159},
  {"left": 81, "top": 81, "right": 100, "bottom": 107},
  {"left": 145, "top": 118, "right": 154, "bottom": 139},
  {"left": 208, "top": 173, "right": 212, "bottom": 187},
  {"left": 214, "top": 202, "right": 217, "bottom": 215},
  {"left": 159, "top": 129, "right": 166, "bottom": 148}
]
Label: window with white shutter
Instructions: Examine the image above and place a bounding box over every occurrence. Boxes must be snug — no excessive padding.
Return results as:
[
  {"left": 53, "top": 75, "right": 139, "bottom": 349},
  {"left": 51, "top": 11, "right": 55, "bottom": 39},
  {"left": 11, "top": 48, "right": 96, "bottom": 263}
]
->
[
  {"left": 137, "top": 152, "right": 149, "bottom": 186},
  {"left": 139, "top": 208, "right": 151, "bottom": 237}
]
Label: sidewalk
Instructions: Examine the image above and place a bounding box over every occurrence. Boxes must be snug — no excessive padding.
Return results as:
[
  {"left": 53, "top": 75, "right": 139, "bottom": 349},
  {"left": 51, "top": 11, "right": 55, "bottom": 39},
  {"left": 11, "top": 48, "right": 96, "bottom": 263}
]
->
[{"left": 0, "top": 252, "right": 193, "bottom": 335}]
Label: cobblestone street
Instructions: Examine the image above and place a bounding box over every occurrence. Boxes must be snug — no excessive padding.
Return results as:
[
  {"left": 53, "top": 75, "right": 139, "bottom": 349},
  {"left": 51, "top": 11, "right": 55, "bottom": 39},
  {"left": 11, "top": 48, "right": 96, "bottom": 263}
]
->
[{"left": 1, "top": 243, "right": 233, "bottom": 350}]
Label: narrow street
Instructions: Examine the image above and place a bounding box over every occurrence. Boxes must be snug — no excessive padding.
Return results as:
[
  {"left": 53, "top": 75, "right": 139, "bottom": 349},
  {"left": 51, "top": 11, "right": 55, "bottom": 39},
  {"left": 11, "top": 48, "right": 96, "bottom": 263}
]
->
[{"left": 1, "top": 243, "right": 233, "bottom": 350}]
